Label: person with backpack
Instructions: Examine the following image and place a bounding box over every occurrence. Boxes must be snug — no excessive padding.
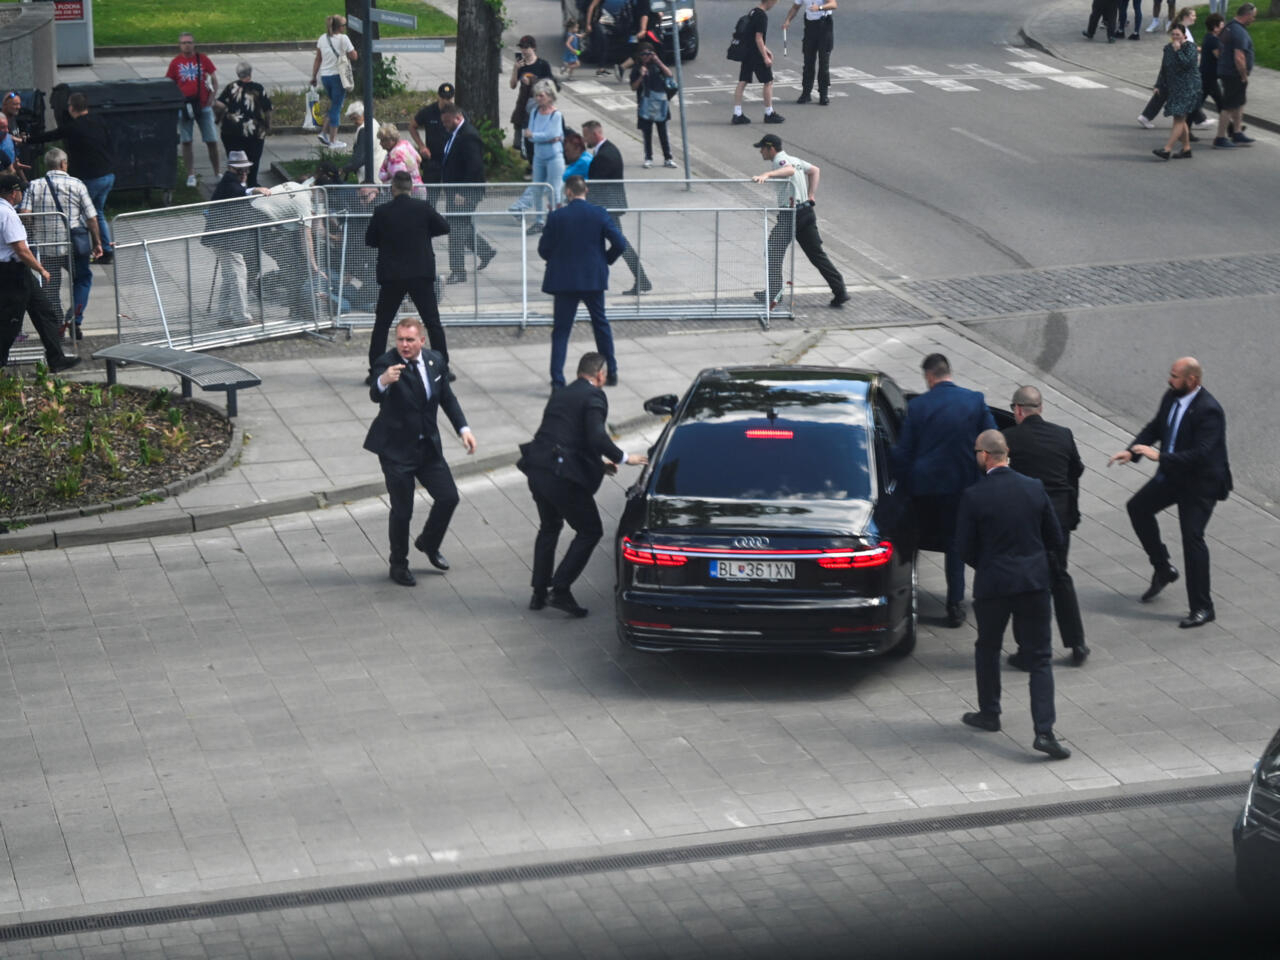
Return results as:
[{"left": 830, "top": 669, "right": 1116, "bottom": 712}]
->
[{"left": 729, "top": 0, "right": 785, "bottom": 126}]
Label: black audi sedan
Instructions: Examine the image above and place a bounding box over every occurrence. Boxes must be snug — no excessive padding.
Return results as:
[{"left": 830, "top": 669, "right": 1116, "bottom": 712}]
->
[
  {"left": 1234, "top": 725, "right": 1280, "bottom": 902},
  {"left": 615, "top": 366, "right": 916, "bottom": 656}
]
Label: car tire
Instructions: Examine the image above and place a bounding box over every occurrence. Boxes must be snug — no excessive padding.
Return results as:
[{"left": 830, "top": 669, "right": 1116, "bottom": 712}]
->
[
  {"left": 683, "top": 29, "right": 698, "bottom": 61},
  {"left": 886, "top": 557, "right": 917, "bottom": 658}
]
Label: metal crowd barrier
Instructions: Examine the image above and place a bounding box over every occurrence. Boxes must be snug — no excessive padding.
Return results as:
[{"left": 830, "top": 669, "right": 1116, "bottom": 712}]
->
[
  {"left": 10, "top": 210, "right": 75, "bottom": 364},
  {"left": 107, "top": 177, "right": 797, "bottom": 350},
  {"left": 111, "top": 187, "right": 333, "bottom": 350}
]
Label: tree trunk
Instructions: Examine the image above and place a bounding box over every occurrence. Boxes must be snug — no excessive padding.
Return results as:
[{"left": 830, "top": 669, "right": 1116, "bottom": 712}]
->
[
  {"left": 1269, "top": 0, "right": 1279, "bottom": 18},
  {"left": 455, "top": 0, "right": 503, "bottom": 132}
]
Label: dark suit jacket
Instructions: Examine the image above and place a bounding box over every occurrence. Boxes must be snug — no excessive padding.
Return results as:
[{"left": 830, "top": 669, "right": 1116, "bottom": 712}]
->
[
  {"left": 954, "top": 466, "right": 1063, "bottom": 601},
  {"left": 891, "top": 381, "right": 997, "bottom": 497},
  {"left": 538, "top": 198, "right": 626, "bottom": 294},
  {"left": 440, "top": 120, "right": 486, "bottom": 186},
  {"left": 1003, "top": 414, "right": 1084, "bottom": 531},
  {"left": 364, "top": 192, "right": 449, "bottom": 283},
  {"left": 586, "top": 138, "right": 627, "bottom": 211},
  {"left": 363, "top": 348, "right": 467, "bottom": 465},
  {"left": 517, "top": 377, "right": 625, "bottom": 493},
  {"left": 1129, "top": 387, "right": 1232, "bottom": 501}
]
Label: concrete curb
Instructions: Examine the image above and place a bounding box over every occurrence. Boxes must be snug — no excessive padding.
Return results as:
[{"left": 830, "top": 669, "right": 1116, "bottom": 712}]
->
[{"left": 94, "top": 38, "right": 457, "bottom": 58}]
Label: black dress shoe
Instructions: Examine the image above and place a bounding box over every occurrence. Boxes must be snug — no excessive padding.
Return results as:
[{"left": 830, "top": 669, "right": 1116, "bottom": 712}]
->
[
  {"left": 49, "top": 355, "right": 81, "bottom": 374},
  {"left": 962, "top": 711, "right": 1001, "bottom": 732},
  {"left": 547, "top": 590, "right": 589, "bottom": 618},
  {"left": 389, "top": 565, "right": 416, "bottom": 587},
  {"left": 413, "top": 535, "right": 450, "bottom": 570},
  {"left": 796, "top": 92, "right": 812, "bottom": 103},
  {"left": 1140, "top": 564, "right": 1179, "bottom": 602},
  {"left": 1007, "top": 651, "right": 1031, "bottom": 671},
  {"left": 830, "top": 291, "right": 850, "bottom": 308},
  {"left": 477, "top": 247, "right": 496, "bottom": 271},
  {"left": 1179, "top": 609, "right": 1215, "bottom": 629},
  {"left": 1071, "top": 644, "right": 1090, "bottom": 666},
  {"left": 945, "top": 603, "right": 965, "bottom": 628},
  {"left": 1033, "top": 733, "right": 1071, "bottom": 760},
  {"left": 818, "top": 96, "right": 829, "bottom": 106},
  {"left": 446, "top": 272, "right": 468, "bottom": 284},
  {"left": 622, "top": 278, "right": 653, "bottom": 295},
  {"left": 605, "top": 373, "right": 618, "bottom": 387},
  {"left": 529, "top": 590, "right": 547, "bottom": 610}
]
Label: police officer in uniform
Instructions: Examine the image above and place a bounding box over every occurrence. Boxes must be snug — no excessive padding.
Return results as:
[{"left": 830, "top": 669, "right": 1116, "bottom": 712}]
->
[{"left": 782, "top": 0, "right": 838, "bottom": 105}]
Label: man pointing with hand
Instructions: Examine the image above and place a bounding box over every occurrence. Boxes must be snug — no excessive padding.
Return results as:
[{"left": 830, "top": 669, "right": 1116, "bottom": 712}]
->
[{"left": 364, "top": 317, "right": 477, "bottom": 587}]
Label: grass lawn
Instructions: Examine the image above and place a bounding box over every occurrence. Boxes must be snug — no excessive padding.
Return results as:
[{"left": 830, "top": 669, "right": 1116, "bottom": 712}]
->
[
  {"left": 1191, "top": 5, "right": 1277, "bottom": 69},
  {"left": 70, "top": 0, "right": 455, "bottom": 47}
]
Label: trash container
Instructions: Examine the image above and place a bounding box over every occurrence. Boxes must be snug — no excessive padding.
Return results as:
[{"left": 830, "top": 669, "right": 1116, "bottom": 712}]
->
[{"left": 50, "top": 80, "right": 183, "bottom": 195}]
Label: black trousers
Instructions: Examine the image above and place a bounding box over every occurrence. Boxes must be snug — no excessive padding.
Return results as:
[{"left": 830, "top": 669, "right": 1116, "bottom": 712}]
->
[
  {"left": 1127, "top": 474, "right": 1216, "bottom": 612},
  {"left": 1085, "top": 0, "right": 1119, "bottom": 36},
  {"left": 801, "top": 17, "right": 834, "bottom": 98},
  {"left": 445, "top": 201, "right": 495, "bottom": 276},
  {"left": 768, "top": 205, "right": 846, "bottom": 300},
  {"left": 380, "top": 449, "right": 459, "bottom": 568},
  {"left": 527, "top": 467, "right": 603, "bottom": 594},
  {"left": 974, "top": 590, "right": 1056, "bottom": 736},
  {"left": 0, "top": 262, "right": 69, "bottom": 368},
  {"left": 370, "top": 276, "right": 446, "bottom": 368},
  {"left": 610, "top": 212, "right": 648, "bottom": 287},
  {"left": 1049, "top": 533, "right": 1086, "bottom": 649}
]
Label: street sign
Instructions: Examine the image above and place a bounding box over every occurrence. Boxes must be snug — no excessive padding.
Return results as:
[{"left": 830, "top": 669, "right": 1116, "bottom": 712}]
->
[
  {"left": 370, "top": 8, "right": 417, "bottom": 28},
  {"left": 372, "top": 38, "right": 445, "bottom": 53},
  {"left": 348, "top": 14, "right": 363, "bottom": 31}
]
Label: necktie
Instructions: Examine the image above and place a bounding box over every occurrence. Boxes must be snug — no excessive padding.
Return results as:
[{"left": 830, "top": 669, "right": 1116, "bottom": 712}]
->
[{"left": 1167, "top": 401, "right": 1183, "bottom": 454}]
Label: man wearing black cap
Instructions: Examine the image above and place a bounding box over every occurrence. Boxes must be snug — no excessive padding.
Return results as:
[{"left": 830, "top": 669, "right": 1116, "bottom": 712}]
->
[
  {"left": 411, "top": 82, "right": 455, "bottom": 196},
  {"left": 749, "top": 134, "right": 847, "bottom": 308},
  {"left": 0, "top": 174, "right": 81, "bottom": 372},
  {"left": 510, "top": 37, "right": 555, "bottom": 166}
]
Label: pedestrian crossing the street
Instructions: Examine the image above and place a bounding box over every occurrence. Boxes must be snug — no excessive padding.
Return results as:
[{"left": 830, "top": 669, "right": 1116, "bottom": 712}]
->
[{"left": 569, "top": 49, "right": 1113, "bottom": 110}]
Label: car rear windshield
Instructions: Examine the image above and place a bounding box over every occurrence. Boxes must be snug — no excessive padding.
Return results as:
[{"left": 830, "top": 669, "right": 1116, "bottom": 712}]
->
[{"left": 653, "top": 377, "right": 872, "bottom": 501}]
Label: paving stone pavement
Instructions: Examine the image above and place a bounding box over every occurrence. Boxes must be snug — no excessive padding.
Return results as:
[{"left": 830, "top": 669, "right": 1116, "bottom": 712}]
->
[{"left": 3, "top": 323, "right": 1279, "bottom": 943}]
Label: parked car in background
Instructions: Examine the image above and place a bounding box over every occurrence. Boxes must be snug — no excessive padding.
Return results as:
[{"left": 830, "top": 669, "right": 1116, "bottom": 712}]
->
[
  {"left": 562, "top": 0, "right": 698, "bottom": 65},
  {"left": 1234, "top": 725, "right": 1280, "bottom": 903},
  {"left": 616, "top": 366, "right": 916, "bottom": 656}
]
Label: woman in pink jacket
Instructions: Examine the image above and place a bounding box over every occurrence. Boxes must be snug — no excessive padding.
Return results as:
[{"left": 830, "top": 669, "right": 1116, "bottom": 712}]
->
[{"left": 377, "top": 124, "right": 423, "bottom": 184}]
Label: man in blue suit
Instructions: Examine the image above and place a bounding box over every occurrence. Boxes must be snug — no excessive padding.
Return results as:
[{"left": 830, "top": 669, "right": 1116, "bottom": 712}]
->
[
  {"left": 538, "top": 175, "right": 628, "bottom": 388},
  {"left": 891, "top": 353, "right": 997, "bottom": 627},
  {"left": 954, "top": 429, "right": 1070, "bottom": 761}
]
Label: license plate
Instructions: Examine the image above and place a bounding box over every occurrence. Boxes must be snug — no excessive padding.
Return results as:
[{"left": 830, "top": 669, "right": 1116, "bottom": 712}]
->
[{"left": 710, "top": 560, "right": 795, "bottom": 580}]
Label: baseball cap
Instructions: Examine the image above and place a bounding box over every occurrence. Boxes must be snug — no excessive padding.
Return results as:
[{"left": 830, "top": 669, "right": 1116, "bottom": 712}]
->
[
  {"left": 518, "top": 35, "right": 536, "bottom": 48},
  {"left": 752, "top": 134, "right": 782, "bottom": 150},
  {"left": 437, "top": 82, "right": 455, "bottom": 99}
]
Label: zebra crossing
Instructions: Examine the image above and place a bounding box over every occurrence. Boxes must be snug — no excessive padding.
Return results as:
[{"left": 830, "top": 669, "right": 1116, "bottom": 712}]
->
[{"left": 569, "top": 49, "right": 1111, "bottom": 110}]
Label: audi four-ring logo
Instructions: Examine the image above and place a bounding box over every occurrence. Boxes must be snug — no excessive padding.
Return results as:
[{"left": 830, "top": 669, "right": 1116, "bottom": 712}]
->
[{"left": 731, "top": 537, "right": 770, "bottom": 549}]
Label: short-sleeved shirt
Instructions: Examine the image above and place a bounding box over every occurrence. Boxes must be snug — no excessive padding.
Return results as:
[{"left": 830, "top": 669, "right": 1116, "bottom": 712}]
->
[
  {"left": 0, "top": 134, "right": 14, "bottom": 169},
  {"left": 413, "top": 102, "right": 448, "bottom": 162},
  {"left": 0, "top": 197, "right": 26, "bottom": 261},
  {"left": 316, "top": 32, "right": 355, "bottom": 76},
  {"left": 166, "top": 53, "right": 217, "bottom": 107},
  {"left": 792, "top": 0, "right": 832, "bottom": 21},
  {"left": 20, "top": 171, "right": 95, "bottom": 255},
  {"left": 1200, "top": 33, "right": 1221, "bottom": 81},
  {"left": 771, "top": 150, "right": 810, "bottom": 208},
  {"left": 744, "top": 6, "right": 770, "bottom": 59},
  {"left": 1217, "top": 19, "right": 1254, "bottom": 77}
]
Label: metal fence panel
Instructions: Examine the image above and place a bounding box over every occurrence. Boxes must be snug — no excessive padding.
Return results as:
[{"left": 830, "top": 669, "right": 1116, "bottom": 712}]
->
[
  {"left": 111, "top": 186, "right": 333, "bottom": 349},
  {"left": 8, "top": 210, "right": 75, "bottom": 365}
]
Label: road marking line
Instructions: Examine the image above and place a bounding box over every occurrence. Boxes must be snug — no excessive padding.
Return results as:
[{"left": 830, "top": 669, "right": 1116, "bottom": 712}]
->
[
  {"left": 1008, "top": 60, "right": 1064, "bottom": 74},
  {"left": 949, "top": 63, "right": 1001, "bottom": 75},
  {"left": 923, "top": 79, "right": 980, "bottom": 92},
  {"left": 1115, "top": 87, "right": 1152, "bottom": 100},
  {"left": 856, "top": 80, "right": 913, "bottom": 94},
  {"left": 986, "top": 77, "right": 1043, "bottom": 90},
  {"left": 885, "top": 65, "right": 940, "bottom": 76},
  {"left": 949, "top": 127, "right": 1037, "bottom": 163},
  {"left": 1049, "top": 74, "right": 1108, "bottom": 89}
]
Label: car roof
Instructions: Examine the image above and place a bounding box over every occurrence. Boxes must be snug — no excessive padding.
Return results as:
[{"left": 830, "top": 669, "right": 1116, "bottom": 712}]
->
[{"left": 696, "top": 365, "right": 881, "bottom": 384}]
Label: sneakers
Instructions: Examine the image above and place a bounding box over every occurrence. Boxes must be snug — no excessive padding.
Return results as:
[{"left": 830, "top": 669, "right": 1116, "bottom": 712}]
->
[
  {"left": 1212, "top": 137, "right": 1235, "bottom": 148},
  {"left": 1137, "top": 114, "right": 1155, "bottom": 129},
  {"left": 185, "top": 173, "right": 197, "bottom": 187},
  {"left": 763, "top": 112, "right": 785, "bottom": 124},
  {"left": 643, "top": 158, "right": 653, "bottom": 168},
  {"left": 1192, "top": 117, "right": 1216, "bottom": 128},
  {"left": 330, "top": 140, "right": 349, "bottom": 150},
  {"left": 1145, "top": 16, "right": 1160, "bottom": 31},
  {"left": 1232, "top": 131, "right": 1256, "bottom": 145},
  {"left": 663, "top": 158, "right": 677, "bottom": 168},
  {"left": 731, "top": 113, "right": 751, "bottom": 124},
  {"left": 317, "top": 132, "right": 331, "bottom": 146}
]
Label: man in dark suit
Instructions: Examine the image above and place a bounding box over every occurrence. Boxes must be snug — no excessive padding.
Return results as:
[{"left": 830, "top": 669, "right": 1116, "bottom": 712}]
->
[
  {"left": 517, "top": 351, "right": 647, "bottom": 616},
  {"left": 1003, "top": 385, "right": 1089, "bottom": 666},
  {"left": 582, "top": 120, "right": 650, "bottom": 296},
  {"left": 1108, "top": 357, "right": 1232, "bottom": 628},
  {"left": 364, "top": 171, "right": 450, "bottom": 381},
  {"left": 955, "top": 430, "right": 1071, "bottom": 761},
  {"left": 891, "top": 353, "right": 997, "bottom": 627},
  {"left": 363, "top": 316, "right": 478, "bottom": 586},
  {"left": 538, "top": 175, "right": 628, "bottom": 388},
  {"left": 438, "top": 102, "right": 495, "bottom": 284}
]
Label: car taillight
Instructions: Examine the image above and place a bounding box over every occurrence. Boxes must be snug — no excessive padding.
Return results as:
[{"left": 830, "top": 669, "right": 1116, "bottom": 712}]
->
[
  {"left": 744, "top": 429, "right": 793, "bottom": 439},
  {"left": 816, "top": 542, "right": 893, "bottom": 569},
  {"left": 621, "top": 537, "right": 688, "bottom": 566}
]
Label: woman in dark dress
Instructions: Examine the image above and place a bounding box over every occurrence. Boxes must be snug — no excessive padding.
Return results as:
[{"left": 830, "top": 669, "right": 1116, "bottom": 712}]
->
[
  {"left": 216, "top": 62, "right": 272, "bottom": 187},
  {"left": 1153, "top": 24, "right": 1201, "bottom": 159}
]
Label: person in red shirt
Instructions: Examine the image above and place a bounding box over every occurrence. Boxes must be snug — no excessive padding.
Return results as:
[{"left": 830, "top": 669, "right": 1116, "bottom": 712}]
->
[{"left": 165, "top": 32, "right": 221, "bottom": 187}]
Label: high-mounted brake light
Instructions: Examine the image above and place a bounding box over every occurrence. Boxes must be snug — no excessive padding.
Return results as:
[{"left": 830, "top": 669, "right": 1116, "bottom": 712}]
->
[
  {"left": 816, "top": 542, "right": 894, "bottom": 569},
  {"left": 622, "top": 536, "right": 688, "bottom": 566},
  {"left": 744, "top": 429, "right": 794, "bottom": 439}
]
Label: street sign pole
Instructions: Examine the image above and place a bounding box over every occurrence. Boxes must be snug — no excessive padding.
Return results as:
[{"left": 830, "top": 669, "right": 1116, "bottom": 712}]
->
[{"left": 671, "top": 21, "right": 691, "bottom": 188}]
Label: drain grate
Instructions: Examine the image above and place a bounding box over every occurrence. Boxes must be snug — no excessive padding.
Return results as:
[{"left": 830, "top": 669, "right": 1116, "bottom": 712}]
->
[{"left": 0, "top": 779, "right": 1246, "bottom": 943}]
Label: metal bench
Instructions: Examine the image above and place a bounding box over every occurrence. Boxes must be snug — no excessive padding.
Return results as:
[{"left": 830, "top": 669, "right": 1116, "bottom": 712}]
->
[{"left": 92, "top": 344, "right": 261, "bottom": 417}]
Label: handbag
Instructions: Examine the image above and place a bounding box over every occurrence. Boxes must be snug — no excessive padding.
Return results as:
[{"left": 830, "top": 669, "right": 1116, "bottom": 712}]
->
[
  {"left": 302, "top": 85, "right": 321, "bottom": 131},
  {"left": 44, "top": 174, "right": 92, "bottom": 258},
  {"left": 665, "top": 76, "right": 679, "bottom": 99},
  {"left": 328, "top": 34, "right": 355, "bottom": 92},
  {"left": 638, "top": 88, "right": 669, "bottom": 123}
]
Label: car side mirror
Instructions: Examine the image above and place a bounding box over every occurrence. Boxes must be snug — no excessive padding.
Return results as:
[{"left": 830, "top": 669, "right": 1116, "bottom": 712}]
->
[{"left": 643, "top": 394, "right": 679, "bottom": 416}]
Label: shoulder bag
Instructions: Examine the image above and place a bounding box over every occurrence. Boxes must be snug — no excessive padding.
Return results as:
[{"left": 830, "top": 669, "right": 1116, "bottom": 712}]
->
[{"left": 328, "top": 34, "right": 355, "bottom": 92}]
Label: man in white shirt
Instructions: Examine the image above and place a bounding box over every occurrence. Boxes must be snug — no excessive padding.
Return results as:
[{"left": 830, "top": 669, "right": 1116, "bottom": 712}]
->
[
  {"left": 0, "top": 174, "right": 82, "bottom": 372},
  {"left": 781, "top": 0, "right": 838, "bottom": 106},
  {"left": 749, "top": 133, "right": 848, "bottom": 308}
]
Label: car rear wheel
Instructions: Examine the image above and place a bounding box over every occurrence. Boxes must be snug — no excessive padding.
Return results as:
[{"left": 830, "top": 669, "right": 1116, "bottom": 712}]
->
[{"left": 886, "top": 557, "right": 917, "bottom": 658}]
